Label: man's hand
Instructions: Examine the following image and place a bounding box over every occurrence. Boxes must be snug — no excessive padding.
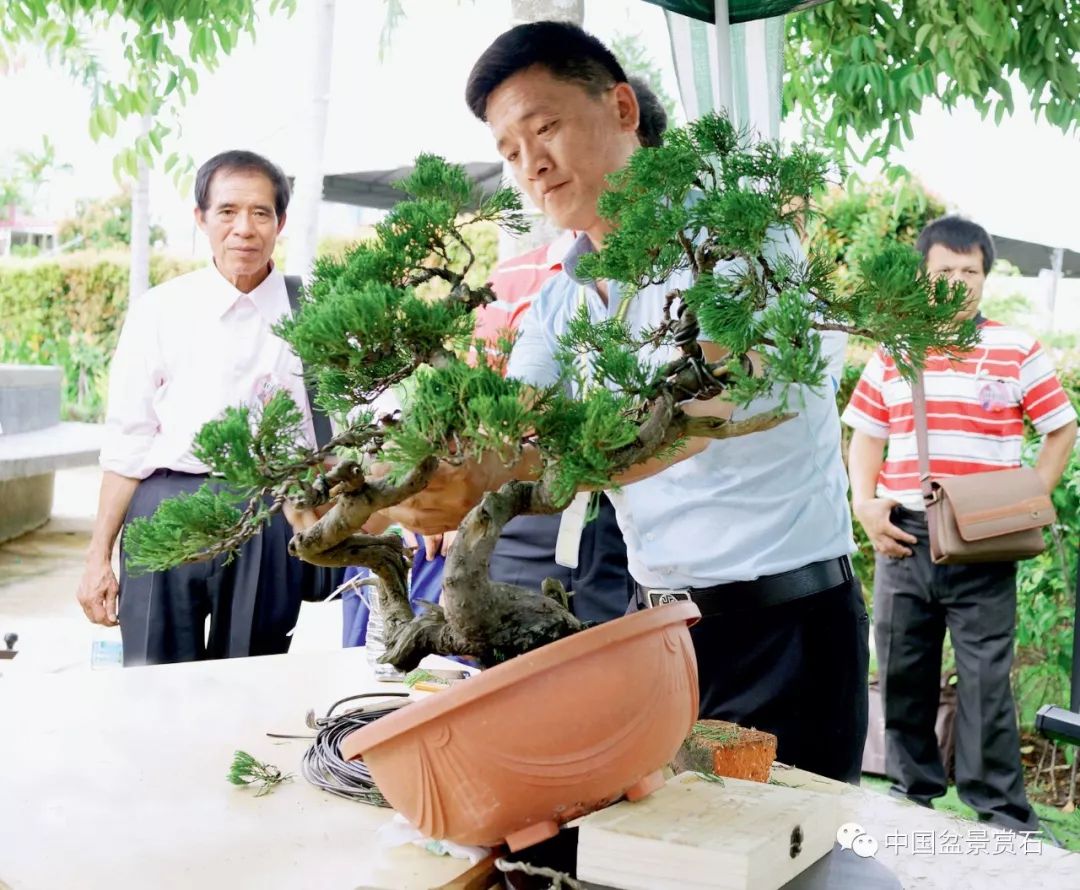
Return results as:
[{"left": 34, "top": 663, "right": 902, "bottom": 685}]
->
[
  {"left": 384, "top": 451, "right": 525, "bottom": 536},
  {"left": 853, "top": 498, "right": 917, "bottom": 558},
  {"left": 77, "top": 557, "right": 120, "bottom": 626},
  {"left": 402, "top": 528, "right": 458, "bottom": 562},
  {"left": 283, "top": 500, "right": 335, "bottom": 533}
]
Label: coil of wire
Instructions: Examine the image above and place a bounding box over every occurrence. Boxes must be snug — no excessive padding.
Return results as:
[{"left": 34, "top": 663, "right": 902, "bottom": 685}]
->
[{"left": 300, "top": 692, "right": 410, "bottom": 806}]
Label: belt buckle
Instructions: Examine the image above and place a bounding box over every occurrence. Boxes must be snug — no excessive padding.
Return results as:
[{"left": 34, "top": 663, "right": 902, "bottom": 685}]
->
[{"left": 646, "top": 588, "right": 691, "bottom": 608}]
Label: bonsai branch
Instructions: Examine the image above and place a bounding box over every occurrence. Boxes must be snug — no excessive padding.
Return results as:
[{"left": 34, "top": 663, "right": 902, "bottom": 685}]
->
[{"left": 291, "top": 455, "right": 439, "bottom": 557}]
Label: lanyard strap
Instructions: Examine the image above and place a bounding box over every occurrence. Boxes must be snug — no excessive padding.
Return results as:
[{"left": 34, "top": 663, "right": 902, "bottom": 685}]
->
[{"left": 574, "top": 283, "right": 634, "bottom": 388}]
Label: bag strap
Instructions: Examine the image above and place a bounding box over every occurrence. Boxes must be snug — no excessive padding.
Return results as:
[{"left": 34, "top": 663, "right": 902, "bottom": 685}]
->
[
  {"left": 284, "top": 274, "right": 333, "bottom": 449},
  {"left": 910, "top": 371, "right": 936, "bottom": 508}
]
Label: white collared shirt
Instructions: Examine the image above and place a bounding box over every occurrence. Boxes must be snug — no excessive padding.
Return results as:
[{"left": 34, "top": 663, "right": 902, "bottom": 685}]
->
[
  {"left": 507, "top": 232, "right": 854, "bottom": 589},
  {"left": 99, "top": 264, "right": 315, "bottom": 479}
]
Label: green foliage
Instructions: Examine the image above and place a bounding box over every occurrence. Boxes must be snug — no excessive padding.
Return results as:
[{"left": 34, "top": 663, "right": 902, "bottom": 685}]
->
[
  {"left": 192, "top": 391, "right": 312, "bottom": 493},
  {"left": 557, "top": 305, "right": 654, "bottom": 396},
  {"left": 57, "top": 187, "right": 167, "bottom": 249},
  {"left": 535, "top": 388, "right": 641, "bottom": 504},
  {"left": 382, "top": 359, "right": 542, "bottom": 474},
  {"left": 580, "top": 115, "right": 977, "bottom": 402},
  {"left": 786, "top": 0, "right": 1080, "bottom": 161},
  {"left": 1, "top": 1, "right": 295, "bottom": 189},
  {"left": 0, "top": 251, "right": 198, "bottom": 420},
  {"left": 123, "top": 484, "right": 250, "bottom": 574},
  {"left": 126, "top": 126, "right": 979, "bottom": 576},
  {"left": 807, "top": 175, "right": 946, "bottom": 298},
  {"left": 130, "top": 154, "right": 532, "bottom": 568},
  {"left": 277, "top": 156, "right": 524, "bottom": 416},
  {"left": 226, "top": 750, "right": 291, "bottom": 797},
  {"left": 0, "top": 135, "right": 70, "bottom": 214},
  {"left": 1013, "top": 371, "right": 1080, "bottom": 727}
]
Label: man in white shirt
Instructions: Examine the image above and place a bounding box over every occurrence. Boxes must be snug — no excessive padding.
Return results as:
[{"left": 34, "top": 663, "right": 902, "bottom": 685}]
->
[
  {"left": 386, "top": 22, "right": 868, "bottom": 783},
  {"left": 75, "top": 150, "right": 332, "bottom": 666}
]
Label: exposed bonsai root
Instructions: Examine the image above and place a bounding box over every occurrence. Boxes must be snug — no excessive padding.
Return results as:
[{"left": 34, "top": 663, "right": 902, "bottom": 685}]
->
[
  {"left": 541, "top": 576, "right": 571, "bottom": 610},
  {"left": 379, "top": 603, "right": 484, "bottom": 671},
  {"left": 378, "top": 480, "right": 585, "bottom": 669}
]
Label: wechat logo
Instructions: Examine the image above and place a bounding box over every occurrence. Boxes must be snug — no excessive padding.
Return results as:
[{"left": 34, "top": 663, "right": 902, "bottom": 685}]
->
[{"left": 836, "top": 822, "right": 879, "bottom": 858}]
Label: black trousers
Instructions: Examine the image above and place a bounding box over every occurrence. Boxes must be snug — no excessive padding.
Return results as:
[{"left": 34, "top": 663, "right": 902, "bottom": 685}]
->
[
  {"left": 874, "top": 506, "right": 1036, "bottom": 831},
  {"left": 118, "top": 470, "right": 331, "bottom": 666},
  {"left": 488, "top": 493, "right": 634, "bottom": 624},
  {"left": 633, "top": 574, "right": 870, "bottom": 784}
]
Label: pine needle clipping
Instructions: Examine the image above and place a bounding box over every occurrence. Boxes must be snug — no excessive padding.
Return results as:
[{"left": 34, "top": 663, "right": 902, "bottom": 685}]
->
[{"left": 227, "top": 750, "right": 292, "bottom": 797}]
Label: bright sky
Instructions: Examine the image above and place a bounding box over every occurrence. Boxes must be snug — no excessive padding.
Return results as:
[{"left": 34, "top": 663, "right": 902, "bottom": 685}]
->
[{"left": 1, "top": 0, "right": 1078, "bottom": 253}]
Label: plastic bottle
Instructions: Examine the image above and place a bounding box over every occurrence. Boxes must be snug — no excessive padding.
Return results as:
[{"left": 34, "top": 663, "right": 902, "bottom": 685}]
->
[{"left": 362, "top": 584, "right": 403, "bottom": 681}]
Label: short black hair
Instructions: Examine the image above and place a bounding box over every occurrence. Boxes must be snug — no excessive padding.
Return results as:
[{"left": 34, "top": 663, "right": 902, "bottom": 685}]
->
[
  {"left": 916, "top": 215, "right": 995, "bottom": 274},
  {"left": 466, "top": 21, "right": 628, "bottom": 121},
  {"left": 195, "top": 150, "right": 291, "bottom": 219},
  {"left": 629, "top": 76, "right": 667, "bottom": 148}
]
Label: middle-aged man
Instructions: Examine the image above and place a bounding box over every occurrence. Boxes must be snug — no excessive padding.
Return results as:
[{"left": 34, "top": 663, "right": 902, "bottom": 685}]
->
[
  {"left": 76, "top": 150, "right": 333, "bottom": 666},
  {"left": 386, "top": 21, "right": 867, "bottom": 783},
  {"left": 843, "top": 215, "right": 1077, "bottom": 831},
  {"left": 480, "top": 75, "right": 669, "bottom": 626}
]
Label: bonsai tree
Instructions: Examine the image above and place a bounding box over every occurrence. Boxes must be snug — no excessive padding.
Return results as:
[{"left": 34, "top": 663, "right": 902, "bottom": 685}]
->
[{"left": 124, "top": 114, "right": 976, "bottom": 670}]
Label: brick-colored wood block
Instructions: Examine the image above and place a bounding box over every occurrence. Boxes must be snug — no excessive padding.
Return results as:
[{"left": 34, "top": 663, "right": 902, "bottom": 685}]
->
[{"left": 672, "top": 720, "right": 778, "bottom": 783}]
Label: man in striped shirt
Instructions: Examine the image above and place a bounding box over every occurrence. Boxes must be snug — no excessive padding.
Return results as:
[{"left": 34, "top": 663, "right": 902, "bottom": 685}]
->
[{"left": 843, "top": 216, "right": 1077, "bottom": 831}]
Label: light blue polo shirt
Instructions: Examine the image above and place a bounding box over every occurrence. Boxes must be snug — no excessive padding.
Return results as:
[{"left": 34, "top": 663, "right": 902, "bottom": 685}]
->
[{"left": 506, "top": 232, "right": 854, "bottom": 589}]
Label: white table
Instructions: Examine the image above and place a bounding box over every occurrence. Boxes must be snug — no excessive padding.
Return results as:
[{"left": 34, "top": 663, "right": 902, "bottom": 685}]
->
[
  {"left": 770, "top": 767, "right": 1079, "bottom": 889},
  {"left": 0, "top": 648, "right": 477, "bottom": 889},
  {"left": 1, "top": 647, "right": 1076, "bottom": 890}
]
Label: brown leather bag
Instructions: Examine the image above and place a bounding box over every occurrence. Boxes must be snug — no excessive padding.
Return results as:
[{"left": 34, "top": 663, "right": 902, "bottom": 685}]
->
[{"left": 911, "top": 373, "right": 1054, "bottom": 564}]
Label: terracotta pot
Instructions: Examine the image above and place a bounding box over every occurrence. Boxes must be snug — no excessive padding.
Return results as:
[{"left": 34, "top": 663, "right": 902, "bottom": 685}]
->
[{"left": 341, "top": 600, "right": 700, "bottom": 851}]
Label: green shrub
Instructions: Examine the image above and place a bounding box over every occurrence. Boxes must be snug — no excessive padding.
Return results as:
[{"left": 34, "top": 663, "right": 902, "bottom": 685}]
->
[
  {"left": 0, "top": 251, "right": 198, "bottom": 421},
  {"left": 808, "top": 174, "right": 945, "bottom": 298},
  {"left": 0, "top": 219, "right": 500, "bottom": 425}
]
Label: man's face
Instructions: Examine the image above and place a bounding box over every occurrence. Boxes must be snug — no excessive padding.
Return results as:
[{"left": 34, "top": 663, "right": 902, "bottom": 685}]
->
[
  {"left": 486, "top": 65, "right": 640, "bottom": 239},
  {"left": 195, "top": 168, "right": 284, "bottom": 288},
  {"left": 925, "top": 243, "right": 986, "bottom": 321}
]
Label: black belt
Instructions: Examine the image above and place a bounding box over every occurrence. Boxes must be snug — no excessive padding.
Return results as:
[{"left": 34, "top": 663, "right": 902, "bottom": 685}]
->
[
  {"left": 635, "top": 556, "right": 854, "bottom": 618},
  {"left": 148, "top": 468, "right": 209, "bottom": 479}
]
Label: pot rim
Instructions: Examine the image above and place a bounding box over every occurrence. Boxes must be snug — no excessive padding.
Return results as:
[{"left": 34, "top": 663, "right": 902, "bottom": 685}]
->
[{"left": 341, "top": 600, "right": 700, "bottom": 760}]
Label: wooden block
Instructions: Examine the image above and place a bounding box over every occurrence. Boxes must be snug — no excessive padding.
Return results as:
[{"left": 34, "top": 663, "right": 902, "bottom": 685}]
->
[
  {"left": 672, "top": 720, "right": 777, "bottom": 783},
  {"left": 577, "top": 772, "right": 839, "bottom": 890}
]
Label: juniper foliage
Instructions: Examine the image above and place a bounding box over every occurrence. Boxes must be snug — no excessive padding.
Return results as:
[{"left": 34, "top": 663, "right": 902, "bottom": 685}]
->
[{"left": 124, "top": 116, "right": 978, "bottom": 668}]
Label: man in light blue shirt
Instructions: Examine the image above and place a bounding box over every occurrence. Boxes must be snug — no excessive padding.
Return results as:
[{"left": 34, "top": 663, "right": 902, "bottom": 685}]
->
[{"left": 390, "top": 21, "right": 867, "bottom": 782}]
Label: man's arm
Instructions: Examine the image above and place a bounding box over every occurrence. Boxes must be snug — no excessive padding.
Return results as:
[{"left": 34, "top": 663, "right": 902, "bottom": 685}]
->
[
  {"left": 80, "top": 296, "right": 160, "bottom": 625},
  {"left": 1035, "top": 420, "right": 1078, "bottom": 493},
  {"left": 76, "top": 471, "right": 140, "bottom": 626},
  {"left": 848, "top": 429, "right": 917, "bottom": 558}
]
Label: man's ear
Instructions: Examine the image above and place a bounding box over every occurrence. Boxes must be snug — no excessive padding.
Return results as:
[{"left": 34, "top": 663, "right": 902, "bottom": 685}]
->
[
  {"left": 277, "top": 211, "right": 287, "bottom": 235},
  {"left": 612, "top": 81, "right": 640, "bottom": 136},
  {"left": 194, "top": 206, "right": 207, "bottom": 233}
]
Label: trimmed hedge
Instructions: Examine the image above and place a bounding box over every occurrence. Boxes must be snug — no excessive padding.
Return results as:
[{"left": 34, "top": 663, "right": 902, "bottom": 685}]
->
[
  {"left": 0, "top": 220, "right": 500, "bottom": 425},
  {"left": 0, "top": 252, "right": 198, "bottom": 421}
]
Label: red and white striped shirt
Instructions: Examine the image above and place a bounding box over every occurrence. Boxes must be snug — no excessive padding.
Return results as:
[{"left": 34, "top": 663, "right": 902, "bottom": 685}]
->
[
  {"left": 472, "top": 234, "right": 574, "bottom": 366},
  {"left": 841, "top": 319, "right": 1077, "bottom": 510}
]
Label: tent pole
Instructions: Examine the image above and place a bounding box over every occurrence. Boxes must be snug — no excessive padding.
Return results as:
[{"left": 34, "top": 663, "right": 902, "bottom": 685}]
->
[{"left": 713, "top": 0, "right": 735, "bottom": 114}]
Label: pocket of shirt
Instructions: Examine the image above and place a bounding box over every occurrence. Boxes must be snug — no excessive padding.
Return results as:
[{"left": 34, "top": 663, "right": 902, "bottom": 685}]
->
[{"left": 973, "top": 376, "right": 1021, "bottom": 413}]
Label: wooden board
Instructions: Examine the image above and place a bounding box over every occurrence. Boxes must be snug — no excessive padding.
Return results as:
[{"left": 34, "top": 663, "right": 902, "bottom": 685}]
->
[{"left": 576, "top": 773, "right": 839, "bottom": 890}]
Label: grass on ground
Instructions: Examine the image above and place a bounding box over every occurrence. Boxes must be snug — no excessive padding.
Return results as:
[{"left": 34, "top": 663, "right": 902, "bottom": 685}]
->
[{"left": 861, "top": 774, "right": 1080, "bottom": 853}]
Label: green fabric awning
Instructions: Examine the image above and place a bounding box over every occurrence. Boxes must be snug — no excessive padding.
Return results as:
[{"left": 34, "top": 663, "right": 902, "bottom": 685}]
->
[{"left": 644, "top": 0, "right": 829, "bottom": 25}]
